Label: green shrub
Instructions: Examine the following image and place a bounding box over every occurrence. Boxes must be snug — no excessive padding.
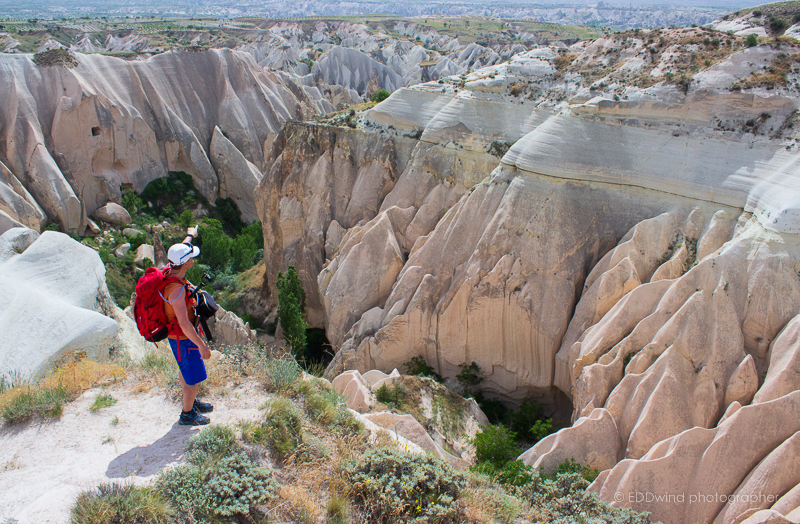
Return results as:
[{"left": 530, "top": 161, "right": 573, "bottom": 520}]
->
[
  {"left": 157, "top": 464, "right": 210, "bottom": 520},
  {"left": 277, "top": 266, "right": 307, "bottom": 359},
  {"left": 140, "top": 172, "right": 197, "bottom": 216},
  {"left": 71, "top": 483, "right": 173, "bottom": 524},
  {"left": 264, "top": 358, "right": 302, "bottom": 393},
  {"left": 157, "top": 452, "right": 275, "bottom": 522},
  {"left": 304, "top": 389, "right": 338, "bottom": 425},
  {"left": 546, "top": 458, "right": 599, "bottom": 482},
  {"left": 505, "top": 398, "right": 542, "bottom": 436},
  {"left": 89, "top": 392, "right": 117, "bottom": 413},
  {"left": 214, "top": 198, "right": 244, "bottom": 232},
  {"left": 199, "top": 223, "right": 231, "bottom": 270},
  {"left": 121, "top": 189, "right": 143, "bottom": 216},
  {"left": 770, "top": 16, "right": 788, "bottom": 34},
  {"left": 105, "top": 259, "right": 137, "bottom": 308},
  {"left": 231, "top": 233, "right": 258, "bottom": 272},
  {"left": 206, "top": 453, "right": 277, "bottom": 517},
  {"left": 185, "top": 261, "right": 210, "bottom": 285},
  {"left": 179, "top": 209, "right": 193, "bottom": 229},
  {"left": 529, "top": 418, "right": 553, "bottom": 442},
  {"left": 375, "top": 383, "right": 405, "bottom": 409},
  {"left": 3, "top": 384, "right": 69, "bottom": 422},
  {"left": 403, "top": 356, "right": 441, "bottom": 381},
  {"left": 184, "top": 425, "right": 239, "bottom": 465},
  {"left": 262, "top": 397, "right": 304, "bottom": 460},
  {"left": 472, "top": 425, "right": 520, "bottom": 469},
  {"left": 370, "top": 89, "right": 390, "bottom": 103},
  {"left": 472, "top": 459, "right": 534, "bottom": 487},
  {"left": 474, "top": 392, "right": 507, "bottom": 424},
  {"left": 241, "top": 221, "right": 264, "bottom": 249},
  {"left": 746, "top": 33, "right": 758, "bottom": 47},
  {"left": 456, "top": 361, "right": 482, "bottom": 389},
  {"left": 520, "top": 471, "right": 651, "bottom": 523},
  {"left": 343, "top": 446, "right": 466, "bottom": 523}
]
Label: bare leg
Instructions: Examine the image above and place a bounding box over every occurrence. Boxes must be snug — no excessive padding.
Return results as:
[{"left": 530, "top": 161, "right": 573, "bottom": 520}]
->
[{"left": 178, "top": 372, "right": 199, "bottom": 412}]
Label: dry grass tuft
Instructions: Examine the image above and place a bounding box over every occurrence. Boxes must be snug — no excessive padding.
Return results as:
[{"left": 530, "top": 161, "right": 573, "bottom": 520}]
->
[
  {"left": 0, "top": 353, "right": 125, "bottom": 422},
  {"left": 741, "top": 52, "right": 800, "bottom": 89}
]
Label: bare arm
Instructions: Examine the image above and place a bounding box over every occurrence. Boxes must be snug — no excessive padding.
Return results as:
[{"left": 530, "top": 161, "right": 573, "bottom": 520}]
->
[{"left": 169, "top": 285, "right": 211, "bottom": 359}]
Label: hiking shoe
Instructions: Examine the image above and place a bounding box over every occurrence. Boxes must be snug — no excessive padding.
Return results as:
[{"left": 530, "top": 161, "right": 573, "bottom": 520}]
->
[
  {"left": 179, "top": 409, "right": 210, "bottom": 426},
  {"left": 193, "top": 399, "right": 214, "bottom": 413}
]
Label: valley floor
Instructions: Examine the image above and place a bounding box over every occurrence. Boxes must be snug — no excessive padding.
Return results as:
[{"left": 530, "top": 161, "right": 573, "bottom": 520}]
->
[{"left": 0, "top": 379, "right": 265, "bottom": 523}]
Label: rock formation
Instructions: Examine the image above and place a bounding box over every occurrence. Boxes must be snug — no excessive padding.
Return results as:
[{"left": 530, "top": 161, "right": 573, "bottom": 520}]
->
[
  {"left": 0, "top": 49, "right": 325, "bottom": 233},
  {"left": 255, "top": 34, "right": 800, "bottom": 522},
  {"left": 4, "top": 20, "right": 800, "bottom": 522},
  {"left": 0, "top": 229, "right": 148, "bottom": 379},
  {"left": 210, "top": 306, "right": 258, "bottom": 347}
]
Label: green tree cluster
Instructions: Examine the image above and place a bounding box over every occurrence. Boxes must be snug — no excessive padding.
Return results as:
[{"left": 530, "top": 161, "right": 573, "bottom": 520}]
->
[
  {"left": 277, "top": 266, "right": 307, "bottom": 359},
  {"left": 370, "top": 89, "right": 390, "bottom": 103},
  {"left": 198, "top": 219, "right": 263, "bottom": 272}
]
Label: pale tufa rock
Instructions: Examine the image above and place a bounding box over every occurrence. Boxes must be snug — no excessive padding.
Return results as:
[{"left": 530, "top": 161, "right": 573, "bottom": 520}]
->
[
  {"left": 0, "top": 231, "right": 118, "bottom": 379},
  {"left": 332, "top": 370, "right": 376, "bottom": 412},
  {"left": 114, "top": 243, "right": 131, "bottom": 258},
  {"left": 519, "top": 407, "right": 621, "bottom": 474},
  {"left": 122, "top": 228, "right": 143, "bottom": 237},
  {"left": 0, "top": 227, "right": 39, "bottom": 264},
  {"left": 209, "top": 126, "right": 264, "bottom": 224},
  {"left": 134, "top": 244, "right": 155, "bottom": 266},
  {"left": 363, "top": 411, "right": 467, "bottom": 468},
  {"left": 95, "top": 203, "right": 132, "bottom": 226},
  {"left": 210, "top": 306, "right": 257, "bottom": 347}
]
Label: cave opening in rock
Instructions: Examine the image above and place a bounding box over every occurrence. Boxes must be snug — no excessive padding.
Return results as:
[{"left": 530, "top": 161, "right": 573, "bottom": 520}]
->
[
  {"left": 305, "top": 328, "right": 334, "bottom": 367},
  {"left": 91, "top": 126, "right": 101, "bottom": 136}
]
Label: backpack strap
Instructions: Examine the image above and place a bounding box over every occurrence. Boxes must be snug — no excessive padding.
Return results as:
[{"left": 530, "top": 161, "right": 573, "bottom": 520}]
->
[
  {"left": 159, "top": 284, "right": 186, "bottom": 303},
  {"left": 159, "top": 274, "right": 187, "bottom": 303}
]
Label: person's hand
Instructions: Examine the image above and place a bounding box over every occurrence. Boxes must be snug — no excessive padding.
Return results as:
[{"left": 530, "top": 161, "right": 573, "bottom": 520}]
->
[
  {"left": 199, "top": 343, "right": 212, "bottom": 360},
  {"left": 187, "top": 225, "right": 198, "bottom": 238}
]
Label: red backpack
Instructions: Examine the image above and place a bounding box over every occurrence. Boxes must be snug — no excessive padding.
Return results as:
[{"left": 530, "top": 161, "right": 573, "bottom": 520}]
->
[{"left": 132, "top": 267, "right": 184, "bottom": 343}]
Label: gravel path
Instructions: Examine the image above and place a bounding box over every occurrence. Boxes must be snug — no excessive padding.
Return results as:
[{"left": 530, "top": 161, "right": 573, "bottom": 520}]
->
[{"left": 0, "top": 379, "right": 267, "bottom": 523}]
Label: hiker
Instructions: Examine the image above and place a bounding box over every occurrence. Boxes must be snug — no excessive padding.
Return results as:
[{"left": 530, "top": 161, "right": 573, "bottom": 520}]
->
[{"left": 164, "top": 226, "right": 214, "bottom": 426}]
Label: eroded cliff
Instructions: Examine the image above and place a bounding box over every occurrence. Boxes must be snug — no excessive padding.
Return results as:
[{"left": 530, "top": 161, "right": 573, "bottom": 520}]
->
[
  {"left": 256, "top": 32, "right": 800, "bottom": 523},
  {"left": 0, "top": 49, "right": 325, "bottom": 233}
]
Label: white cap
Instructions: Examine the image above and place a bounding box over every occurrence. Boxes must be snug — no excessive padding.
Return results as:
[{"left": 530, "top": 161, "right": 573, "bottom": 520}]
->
[{"left": 168, "top": 243, "right": 200, "bottom": 265}]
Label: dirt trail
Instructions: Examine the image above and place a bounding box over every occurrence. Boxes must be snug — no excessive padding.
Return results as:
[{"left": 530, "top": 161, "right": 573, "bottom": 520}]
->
[{"left": 0, "top": 380, "right": 267, "bottom": 523}]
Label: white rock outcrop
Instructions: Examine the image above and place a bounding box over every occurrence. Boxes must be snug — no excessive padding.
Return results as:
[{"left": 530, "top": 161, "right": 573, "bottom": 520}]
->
[
  {"left": 209, "top": 126, "right": 264, "bottom": 224},
  {"left": 0, "top": 49, "right": 323, "bottom": 234},
  {"left": 0, "top": 230, "right": 118, "bottom": 379},
  {"left": 95, "top": 203, "right": 131, "bottom": 226},
  {"left": 134, "top": 244, "right": 154, "bottom": 266},
  {"left": 257, "top": 41, "right": 800, "bottom": 524},
  {"left": 210, "top": 306, "right": 258, "bottom": 347},
  {"left": 332, "top": 370, "right": 376, "bottom": 412}
]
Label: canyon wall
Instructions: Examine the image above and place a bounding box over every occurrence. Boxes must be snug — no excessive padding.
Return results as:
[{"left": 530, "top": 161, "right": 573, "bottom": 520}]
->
[
  {"left": 0, "top": 49, "right": 324, "bottom": 233},
  {"left": 256, "top": 42, "right": 800, "bottom": 523}
]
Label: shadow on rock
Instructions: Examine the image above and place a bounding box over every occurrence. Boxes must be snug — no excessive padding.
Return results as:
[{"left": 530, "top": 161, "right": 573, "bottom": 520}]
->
[{"left": 106, "top": 423, "right": 197, "bottom": 478}]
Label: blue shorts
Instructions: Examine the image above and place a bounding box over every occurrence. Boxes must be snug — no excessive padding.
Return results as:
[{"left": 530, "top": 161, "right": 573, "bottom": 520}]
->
[{"left": 168, "top": 338, "right": 207, "bottom": 386}]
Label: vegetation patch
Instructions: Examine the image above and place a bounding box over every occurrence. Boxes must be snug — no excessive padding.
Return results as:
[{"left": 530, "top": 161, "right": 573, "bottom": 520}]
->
[
  {"left": 89, "top": 392, "right": 117, "bottom": 413},
  {"left": 0, "top": 356, "right": 124, "bottom": 424},
  {"left": 70, "top": 483, "right": 173, "bottom": 524},
  {"left": 741, "top": 52, "right": 800, "bottom": 89},
  {"left": 32, "top": 48, "right": 78, "bottom": 68},
  {"left": 261, "top": 397, "right": 305, "bottom": 461},
  {"left": 343, "top": 446, "right": 466, "bottom": 523},
  {"left": 157, "top": 433, "right": 277, "bottom": 523},
  {"left": 277, "top": 266, "right": 308, "bottom": 360}
]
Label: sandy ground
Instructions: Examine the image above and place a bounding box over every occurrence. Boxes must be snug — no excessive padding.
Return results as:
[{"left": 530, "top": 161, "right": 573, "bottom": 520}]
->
[{"left": 0, "top": 379, "right": 268, "bottom": 523}]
